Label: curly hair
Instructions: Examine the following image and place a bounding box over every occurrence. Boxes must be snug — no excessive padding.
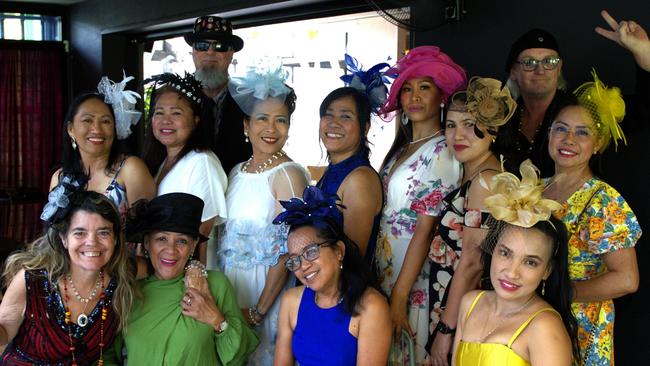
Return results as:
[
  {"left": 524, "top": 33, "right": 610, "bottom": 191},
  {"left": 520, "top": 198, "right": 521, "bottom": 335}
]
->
[{"left": 3, "top": 191, "right": 136, "bottom": 331}]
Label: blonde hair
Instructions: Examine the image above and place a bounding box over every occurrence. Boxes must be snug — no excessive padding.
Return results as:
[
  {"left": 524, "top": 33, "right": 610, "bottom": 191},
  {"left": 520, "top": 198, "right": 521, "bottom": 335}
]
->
[{"left": 3, "top": 191, "right": 135, "bottom": 331}]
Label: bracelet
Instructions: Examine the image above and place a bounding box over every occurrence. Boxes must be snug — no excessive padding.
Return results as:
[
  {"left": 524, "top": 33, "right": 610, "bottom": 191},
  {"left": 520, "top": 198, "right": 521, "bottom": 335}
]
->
[
  {"left": 435, "top": 320, "right": 456, "bottom": 335},
  {"left": 248, "top": 307, "right": 262, "bottom": 327}
]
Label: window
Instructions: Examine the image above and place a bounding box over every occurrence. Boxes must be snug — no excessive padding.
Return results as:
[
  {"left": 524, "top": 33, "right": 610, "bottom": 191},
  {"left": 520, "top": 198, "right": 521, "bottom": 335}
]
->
[{"left": 1, "top": 13, "right": 62, "bottom": 41}]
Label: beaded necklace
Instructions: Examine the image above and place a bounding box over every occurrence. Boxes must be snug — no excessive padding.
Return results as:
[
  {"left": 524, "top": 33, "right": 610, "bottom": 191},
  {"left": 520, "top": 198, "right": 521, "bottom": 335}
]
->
[
  {"left": 63, "top": 271, "right": 107, "bottom": 366},
  {"left": 241, "top": 150, "right": 286, "bottom": 173},
  {"left": 409, "top": 129, "right": 442, "bottom": 145},
  {"left": 66, "top": 272, "right": 102, "bottom": 327}
]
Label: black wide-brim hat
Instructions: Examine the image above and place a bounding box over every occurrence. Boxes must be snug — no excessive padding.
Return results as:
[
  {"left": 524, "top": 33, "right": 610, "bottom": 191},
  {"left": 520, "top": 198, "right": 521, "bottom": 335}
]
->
[
  {"left": 505, "top": 28, "right": 560, "bottom": 72},
  {"left": 125, "top": 193, "right": 209, "bottom": 243},
  {"left": 184, "top": 15, "right": 244, "bottom": 52}
]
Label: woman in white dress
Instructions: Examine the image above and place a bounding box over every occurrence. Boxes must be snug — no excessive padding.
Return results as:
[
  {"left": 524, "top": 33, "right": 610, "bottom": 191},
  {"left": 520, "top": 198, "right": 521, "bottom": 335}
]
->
[
  {"left": 142, "top": 73, "right": 228, "bottom": 267},
  {"left": 373, "top": 46, "right": 466, "bottom": 365},
  {"left": 217, "top": 67, "right": 309, "bottom": 365}
]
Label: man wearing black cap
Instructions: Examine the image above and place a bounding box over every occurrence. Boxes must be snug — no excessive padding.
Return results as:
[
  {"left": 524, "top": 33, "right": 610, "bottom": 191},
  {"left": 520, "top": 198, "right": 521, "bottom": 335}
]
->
[
  {"left": 495, "top": 28, "right": 567, "bottom": 177},
  {"left": 185, "top": 15, "right": 252, "bottom": 174}
]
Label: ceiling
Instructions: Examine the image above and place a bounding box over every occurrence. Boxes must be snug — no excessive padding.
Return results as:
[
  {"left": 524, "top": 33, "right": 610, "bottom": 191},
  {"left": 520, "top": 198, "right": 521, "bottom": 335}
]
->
[{"left": 8, "top": 0, "right": 87, "bottom": 4}]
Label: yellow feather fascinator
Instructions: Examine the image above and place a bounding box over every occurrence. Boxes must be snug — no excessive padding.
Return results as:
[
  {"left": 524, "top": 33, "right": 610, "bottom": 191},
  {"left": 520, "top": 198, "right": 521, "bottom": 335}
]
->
[
  {"left": 574, "top": 69, "right": 626, "bottom": 152},
  {"left": 481, "top": 159, "right": 562, "bottom": 228}
]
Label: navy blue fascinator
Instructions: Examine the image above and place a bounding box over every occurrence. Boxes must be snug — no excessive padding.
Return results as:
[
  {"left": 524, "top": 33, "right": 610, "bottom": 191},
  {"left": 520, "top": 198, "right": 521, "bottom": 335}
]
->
[
  {"left": 273, "top": 186, "right": 345, "bottom": 228},
  {"left": 339, "top": 54, "right": 390, "bottom": 115}
]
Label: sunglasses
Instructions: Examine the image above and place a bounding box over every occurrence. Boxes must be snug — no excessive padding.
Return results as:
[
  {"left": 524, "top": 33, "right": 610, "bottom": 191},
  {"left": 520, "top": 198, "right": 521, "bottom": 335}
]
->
[
  {"left": 516, "top": 56, "right": 561, "bottom": 71},
  {"left": 285, "top": 240, "right": 334, "bottom": 272},
  {"left": 193, "top": 41, "right": 230, "bottom": 52}
]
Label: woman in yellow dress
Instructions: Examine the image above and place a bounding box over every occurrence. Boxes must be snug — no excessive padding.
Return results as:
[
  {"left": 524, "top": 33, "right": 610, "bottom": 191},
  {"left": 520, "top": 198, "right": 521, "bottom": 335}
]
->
[{"left": 452, "top": 160, "right": 578, "bottom": 366}]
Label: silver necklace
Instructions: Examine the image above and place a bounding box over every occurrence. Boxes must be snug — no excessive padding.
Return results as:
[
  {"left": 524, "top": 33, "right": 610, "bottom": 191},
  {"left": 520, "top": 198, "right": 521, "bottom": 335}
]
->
[
  {"left": 66, "top": 271, "right": 102, "bottom": 327},
  {"left": 410, "top": 129, "right": 442, "bottom": 144},
  {"left": 314, "top": 292, "right": 344, "bottom": 307},
  {"left": 241, "top": 150, "right": 286, "bottom": 173},
  {"left": 478, "top": 294, "right": 535, "bottom": 343}
]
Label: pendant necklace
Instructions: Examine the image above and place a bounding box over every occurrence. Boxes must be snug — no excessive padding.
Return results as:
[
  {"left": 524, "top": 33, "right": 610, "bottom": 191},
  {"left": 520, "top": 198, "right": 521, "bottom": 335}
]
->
[
  {"left": 478, "top": 294, "right": 536, "bottom": 343},
  {"left": 66, "top": 271, "right": 103, "bottom": 327}
]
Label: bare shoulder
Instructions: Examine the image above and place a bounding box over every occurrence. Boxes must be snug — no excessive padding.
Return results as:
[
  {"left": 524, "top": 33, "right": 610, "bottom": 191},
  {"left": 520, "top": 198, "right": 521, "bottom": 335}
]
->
[
  {"left": 343, "top": 166, "right": 381, "bottom": 189},
  {"left": 466, "top": 170, "right": 497, "bottom": 206},
  {"left": 282, "top": 286, "right": 305, "bottom": 307},
  {"left": 120, "top": 156, "right": 150, "bottom": 175},
  {"left": 49, "top": 168, "right": 62, "bottom": 190},
  {"left": 359, "top": 288, "right": 389, "bottom": 316},
  {"left": 527, "top": 308, "right": 566, "bottom": 336}
]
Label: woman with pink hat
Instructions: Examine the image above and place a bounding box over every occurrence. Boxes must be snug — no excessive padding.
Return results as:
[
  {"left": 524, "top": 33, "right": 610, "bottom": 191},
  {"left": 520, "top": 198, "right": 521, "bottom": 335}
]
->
[{"left": 373, "top": 46, "right": 466, "bottom": 365}]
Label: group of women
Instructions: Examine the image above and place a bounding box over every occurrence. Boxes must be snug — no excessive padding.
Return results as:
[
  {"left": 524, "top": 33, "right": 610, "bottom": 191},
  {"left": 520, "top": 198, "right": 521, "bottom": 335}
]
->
[{"left": 0, "top": 17, "right": 644, "bottom": 366}]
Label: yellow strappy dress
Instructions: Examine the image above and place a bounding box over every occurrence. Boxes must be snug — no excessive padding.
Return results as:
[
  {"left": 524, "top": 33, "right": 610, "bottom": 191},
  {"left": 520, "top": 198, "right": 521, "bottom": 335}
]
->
[{"left": 455, "top": 291, "right": 559, "bottom": 366}]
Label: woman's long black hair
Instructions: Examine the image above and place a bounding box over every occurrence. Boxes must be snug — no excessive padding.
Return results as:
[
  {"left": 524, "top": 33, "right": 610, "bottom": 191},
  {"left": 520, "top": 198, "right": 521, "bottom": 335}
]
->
[
  {"left": 319, "top": 87, "right": 372, "bottom": 161},
  {"left": 288, "top": 218, "right": 382, "bottom": 316},
  {"left": 480, "top": 216, "right": 579, "bottom": 359},
  {"left": 142, "top": 86, "right": 214, "bottom": 176},
  {"left": 61, "top": 93, "right": 122, "bottom": 178}
]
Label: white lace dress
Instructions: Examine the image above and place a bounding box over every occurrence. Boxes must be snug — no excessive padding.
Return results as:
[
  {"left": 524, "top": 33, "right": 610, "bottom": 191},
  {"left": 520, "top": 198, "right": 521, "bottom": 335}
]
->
[{"left": 216, "top": 161, "right": 309, "bottom": 366}]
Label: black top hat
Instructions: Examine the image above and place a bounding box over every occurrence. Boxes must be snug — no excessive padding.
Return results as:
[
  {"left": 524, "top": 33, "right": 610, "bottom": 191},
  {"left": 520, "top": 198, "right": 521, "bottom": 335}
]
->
[
  {"left": 505, "top": 28, "right": 560, "bottom": 72},
  {"left": 125, "top": 193, "right": 209, "bottom": 243},
  {"left": 184, "top": 16, "right": 244, "bottom": 52}
]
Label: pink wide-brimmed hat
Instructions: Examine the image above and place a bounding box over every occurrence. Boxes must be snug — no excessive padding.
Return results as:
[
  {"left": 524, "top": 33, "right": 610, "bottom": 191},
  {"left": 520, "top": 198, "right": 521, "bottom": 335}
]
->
[{"left": 380, "top": 46, "right": 467, "bottom": 118}]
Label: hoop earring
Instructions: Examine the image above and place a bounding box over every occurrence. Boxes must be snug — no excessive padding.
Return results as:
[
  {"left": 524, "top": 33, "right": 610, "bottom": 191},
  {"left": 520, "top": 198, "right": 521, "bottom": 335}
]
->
[
  {"left": 71, "top": 137, "right": 77, "bottom": 150},
  {"left": 401, "top": 111, "right": 409, "bottom": 126}
]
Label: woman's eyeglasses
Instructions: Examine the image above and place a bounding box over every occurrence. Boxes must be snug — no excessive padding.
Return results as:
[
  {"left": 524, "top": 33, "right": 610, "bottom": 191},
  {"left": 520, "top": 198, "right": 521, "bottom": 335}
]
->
[
  {"left": 549, "top": 122, "right": 595, "bottom": 141},
  {"left": 516, "top": 56, "right": 561, "bottom": 71},
  {"left": 193, "top": 41, "right": 230, "bottom": 52},
  {"left": 285, "top": 241, "right": 333, "bottom": 272}
]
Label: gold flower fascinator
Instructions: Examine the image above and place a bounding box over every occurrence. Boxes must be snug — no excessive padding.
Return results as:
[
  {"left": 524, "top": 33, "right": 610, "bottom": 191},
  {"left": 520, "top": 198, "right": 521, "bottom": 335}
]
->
[
  {"left": 450, "top": 77, "right": 517, "bottom": 134},
  {"left": 481, "top": 159, "right": 562, "bottom": 228},
  {"left": 573, "top": 69, "right": 626, "bottom": 153}
]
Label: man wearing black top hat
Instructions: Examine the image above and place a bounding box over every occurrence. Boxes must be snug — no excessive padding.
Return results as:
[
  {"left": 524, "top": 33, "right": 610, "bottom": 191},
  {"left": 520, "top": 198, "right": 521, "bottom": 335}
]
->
[
  {"left": 495, "top": 28, "right": 567, "bottom": 177},
  {"left": 184, "top": 16, "right": 252, "bottom": 174}
]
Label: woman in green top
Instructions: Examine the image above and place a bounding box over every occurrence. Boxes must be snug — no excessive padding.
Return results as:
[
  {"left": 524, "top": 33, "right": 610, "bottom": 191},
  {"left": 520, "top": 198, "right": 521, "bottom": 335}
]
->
[{"left": 114, "top": 192, "right": 258, "bottom": 365}]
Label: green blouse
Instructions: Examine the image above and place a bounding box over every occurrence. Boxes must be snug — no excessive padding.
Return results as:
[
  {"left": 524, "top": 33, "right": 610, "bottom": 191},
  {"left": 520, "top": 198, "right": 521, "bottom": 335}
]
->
[{"left": 110, "top": 271, "right": 259, "bottom": 365}]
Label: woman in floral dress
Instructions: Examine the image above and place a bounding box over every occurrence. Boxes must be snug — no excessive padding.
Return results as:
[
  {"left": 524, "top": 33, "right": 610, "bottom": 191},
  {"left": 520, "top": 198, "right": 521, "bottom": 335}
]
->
[
  {"left": 373, "top": 46, "right": 466, "bottom": 365},
  {"left": 544, "top": 72, "right": 641, "bottom": 365}
]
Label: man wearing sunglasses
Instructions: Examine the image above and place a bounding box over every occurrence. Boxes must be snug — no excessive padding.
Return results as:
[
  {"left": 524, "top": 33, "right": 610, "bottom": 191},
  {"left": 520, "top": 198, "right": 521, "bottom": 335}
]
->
[
  {"left": 496, "top": 28, "right": 568, "bottom": 178},
  {"left": 184, "top": 15, "right": 252, "bottom": 174}
]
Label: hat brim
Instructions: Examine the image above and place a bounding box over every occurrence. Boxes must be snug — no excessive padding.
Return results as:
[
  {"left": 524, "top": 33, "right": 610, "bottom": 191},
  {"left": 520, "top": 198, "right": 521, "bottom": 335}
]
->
[
  {"left": 126, "top": 227, "right": 209, "bottom": 244},
  {"left": 184, "top": 32, "right": 244, "bottom": 52}
]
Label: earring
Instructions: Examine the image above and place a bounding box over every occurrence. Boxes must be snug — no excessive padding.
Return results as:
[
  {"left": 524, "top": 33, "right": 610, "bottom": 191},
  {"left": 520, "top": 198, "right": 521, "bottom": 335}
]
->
[
  {"left": 541, "top": 280, "right": 546, "bottom": 296},
  {"left": 71, "top": 137, "right": 77, "bottom": 149},
  {"left": 244, "top": 131, "right": 249, "bottom": 143},
  {"left": 401, "top": 111, "right": 409, "bottom": 126},
  {"left": 440, "top": 103, "right": 445, "bottom": 122},
  {"left": 340, "top": 263, "right": 343, "bottom": 270}
]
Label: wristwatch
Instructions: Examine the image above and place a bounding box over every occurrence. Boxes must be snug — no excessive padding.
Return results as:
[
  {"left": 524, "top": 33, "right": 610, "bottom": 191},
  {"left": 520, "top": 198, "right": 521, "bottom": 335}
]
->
[
  {"left": 435, "top": 320, "right": 456, "bottom": 335},
  {"left": 215, "top": 319, "right": 229, "bottom": 334}
]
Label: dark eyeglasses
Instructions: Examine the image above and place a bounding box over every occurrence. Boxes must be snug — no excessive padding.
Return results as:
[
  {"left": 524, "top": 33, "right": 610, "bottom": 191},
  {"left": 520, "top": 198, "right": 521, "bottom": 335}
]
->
[
  {"left": 193, "top": 41, "right": 230, "bottom": 52},
  {"left": 285, "top": 241, "right": 333, "bottom": 272},
  {"left": 516, "top": 56, "right": 561, "bottom": 71}
]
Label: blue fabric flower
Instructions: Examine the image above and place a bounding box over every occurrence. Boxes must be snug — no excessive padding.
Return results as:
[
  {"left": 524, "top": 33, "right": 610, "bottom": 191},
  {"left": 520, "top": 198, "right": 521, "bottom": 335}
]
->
[
  {"left": 272, "top": 186, "right": 345, "bottom": 227},
  {"left": 339, "top": 54, "right": 390, "bottom": 114},
  {"left": 40, "top": 175, "right": 86, "bottom": 224}
]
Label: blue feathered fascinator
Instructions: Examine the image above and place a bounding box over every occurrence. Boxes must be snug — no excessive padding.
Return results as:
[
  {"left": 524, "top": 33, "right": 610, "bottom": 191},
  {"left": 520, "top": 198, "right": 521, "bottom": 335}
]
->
[
  {"left": 340, "top": 54, "right": 390, "bottom": 115},
  {"left": 272, "top": 186, "right": 345, "bottom": 228}
]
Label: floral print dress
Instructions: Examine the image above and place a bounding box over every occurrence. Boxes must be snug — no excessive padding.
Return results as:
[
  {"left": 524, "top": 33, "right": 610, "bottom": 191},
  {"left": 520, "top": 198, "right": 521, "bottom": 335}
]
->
[
  {"left": 374, "top": 136, "right": 461, "bottom": 365},
  {"left": 553, "top": 177, "right": 641, "bottom": 366}
]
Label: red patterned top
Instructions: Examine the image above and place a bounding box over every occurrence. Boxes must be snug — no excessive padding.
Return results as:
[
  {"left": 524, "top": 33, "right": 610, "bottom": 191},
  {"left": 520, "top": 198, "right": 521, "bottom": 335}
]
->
[{"left": 1, "top": 269, "right": 118, "bottom": 365}]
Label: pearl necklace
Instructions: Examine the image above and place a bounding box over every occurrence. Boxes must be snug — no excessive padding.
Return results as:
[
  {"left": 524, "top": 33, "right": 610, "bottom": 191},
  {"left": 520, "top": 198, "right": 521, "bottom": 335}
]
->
[
  {"left": 410, "top": 129, "right": 442, "bottom": 145},
  {"left": 66, "top": 271, "right": 103, "bottom": 327},
  {"left": 241, "top": 150, "right": 286, "bottom": 173},
  {"left": 478, "top": 294, "right": 535, "bottom": 343}
]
